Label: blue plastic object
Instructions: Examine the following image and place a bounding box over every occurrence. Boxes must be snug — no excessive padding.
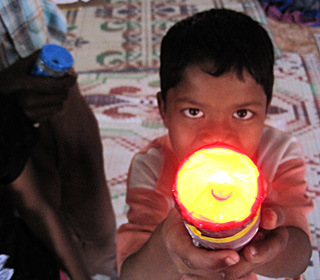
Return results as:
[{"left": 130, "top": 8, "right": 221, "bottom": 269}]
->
[{"left": 32, "top": 44, "right": 74, "bottom": 77}]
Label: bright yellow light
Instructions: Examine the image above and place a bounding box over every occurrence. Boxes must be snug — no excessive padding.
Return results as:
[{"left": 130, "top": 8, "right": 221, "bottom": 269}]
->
[{"left": 174, "top": 145, "right": 262, "bottom": 230}]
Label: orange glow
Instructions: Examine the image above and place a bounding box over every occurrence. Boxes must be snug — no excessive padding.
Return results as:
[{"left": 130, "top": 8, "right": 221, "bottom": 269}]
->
[{"left": 173, "top": 144, "right": 265, "bottom": 231}]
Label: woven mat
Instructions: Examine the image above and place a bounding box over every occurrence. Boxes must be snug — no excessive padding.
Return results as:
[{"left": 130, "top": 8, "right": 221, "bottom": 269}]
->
[
  {"left": 61, "top": 1, "right": 320, "bottom": 279},
  {"left": 62, "top": 0, "right": 279, "bottom": 72}
]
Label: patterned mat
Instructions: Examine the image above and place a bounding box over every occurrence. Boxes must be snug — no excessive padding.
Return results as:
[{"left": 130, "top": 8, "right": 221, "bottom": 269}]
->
[
  {"left": 61, "top": 1, "right": 320, "bottom": 279},
  {"left": 63, "top": 0, "right": 279, "bottom": 72}
]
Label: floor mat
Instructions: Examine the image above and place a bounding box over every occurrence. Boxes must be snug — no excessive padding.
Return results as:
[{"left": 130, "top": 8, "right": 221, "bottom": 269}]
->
[{"left": 62, "top": 0, "right": 279, "bottom": 72}]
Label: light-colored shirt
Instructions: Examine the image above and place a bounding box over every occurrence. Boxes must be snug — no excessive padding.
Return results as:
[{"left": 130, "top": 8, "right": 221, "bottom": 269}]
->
[{"left": 117, "top": 125, "right": 314, "bottom": 279}]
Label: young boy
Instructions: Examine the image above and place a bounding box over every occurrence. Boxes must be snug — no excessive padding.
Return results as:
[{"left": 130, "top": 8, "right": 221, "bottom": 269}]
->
[{"left": 117, "top": 8, "right": 313, "bottom": 280}]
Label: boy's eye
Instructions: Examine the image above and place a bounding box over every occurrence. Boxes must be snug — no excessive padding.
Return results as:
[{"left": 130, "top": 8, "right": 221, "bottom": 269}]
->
[
  {"left": 182, "top": 108, "right": 204, "bottom": 118},
  {"left": 233, "top": 109, "right": 253, "bottom": 120}
]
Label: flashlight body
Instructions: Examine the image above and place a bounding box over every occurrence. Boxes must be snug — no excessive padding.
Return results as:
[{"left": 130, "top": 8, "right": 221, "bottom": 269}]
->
[
  {"left": 184, "top": 208, "right": 261, "bottom": 251},
  {"left": 173, "top": 144, "right": 265, "bottom": 251}
]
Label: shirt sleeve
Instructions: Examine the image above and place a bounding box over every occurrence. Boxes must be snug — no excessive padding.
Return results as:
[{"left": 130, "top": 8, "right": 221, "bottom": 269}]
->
[
  {"left": 257, "top": 127, "right": 314, "bottom": 236},
  {"left": 270, "top": 158, "right": 313, "bottom": 235},
  {"left": 116, "top": 144, "right": 173, "bottom": 271}
]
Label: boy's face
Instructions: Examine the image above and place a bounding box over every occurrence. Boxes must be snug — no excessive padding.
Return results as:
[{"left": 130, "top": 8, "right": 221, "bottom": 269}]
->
[{"left": 158, "top": 65, "right": 267, "bottom": 162}]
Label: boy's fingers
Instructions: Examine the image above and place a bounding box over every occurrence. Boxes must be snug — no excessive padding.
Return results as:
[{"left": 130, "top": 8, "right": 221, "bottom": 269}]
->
[
  {"left": 210, "top": 255, "right": 257, "bottom": 280},
  {"left": 181, "top": 274, "right": 211, "bottom": 280},
  {"left": 243, "top": 226, "right": 289, "bottom": 263},
  {"left": 164, "top": 209, "right": 240, "bottom": 276},
  {"left": 178, "top": 248, "right": 240, "bottom": 272},
  {"left": 260, "top": 204, "right": 286, "bottom": 230}
]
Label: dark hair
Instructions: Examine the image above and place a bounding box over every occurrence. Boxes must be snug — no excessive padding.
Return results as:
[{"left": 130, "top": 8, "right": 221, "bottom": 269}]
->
[{"left": 160, "top": 8, "right": 274, "bottom": 106}]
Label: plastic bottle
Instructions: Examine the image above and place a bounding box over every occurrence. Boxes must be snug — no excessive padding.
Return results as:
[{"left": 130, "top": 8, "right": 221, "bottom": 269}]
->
[{"left": 31, "top": 44, "right": 74, "bottom": 77}]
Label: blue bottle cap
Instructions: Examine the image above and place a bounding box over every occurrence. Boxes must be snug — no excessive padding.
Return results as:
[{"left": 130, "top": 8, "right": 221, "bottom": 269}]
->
[{"left": 40, "top": 44, "right": 74, "bottom": 72}]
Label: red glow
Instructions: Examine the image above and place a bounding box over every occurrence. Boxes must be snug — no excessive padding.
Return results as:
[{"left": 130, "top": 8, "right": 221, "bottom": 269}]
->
[
  {"left": 173, "top": 144, "right": 265, "bottom": 232},
  {"left": 211, "top": 188, "right": 232, "bottom": 201}
]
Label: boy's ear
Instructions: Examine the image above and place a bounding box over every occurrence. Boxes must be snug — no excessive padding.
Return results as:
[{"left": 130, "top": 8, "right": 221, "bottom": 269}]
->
[{"left": 156, "top": 91, "right": 167, "bottom": 125}]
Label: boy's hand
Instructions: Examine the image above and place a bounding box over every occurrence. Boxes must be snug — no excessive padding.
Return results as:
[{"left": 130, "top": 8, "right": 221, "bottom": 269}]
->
[
  {"left": 214, "top": 204, "right": 289, "bottom": 279},
  {"left": 161, "top": 208, "right": 241, "bottom": 279},
  {"left": 0, "top": 51, "right": 77, "bottom": 122}
]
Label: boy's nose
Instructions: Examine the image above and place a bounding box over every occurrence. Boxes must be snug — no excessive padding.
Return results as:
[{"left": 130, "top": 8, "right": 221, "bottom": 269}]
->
[{"left": 198, "top": 120, "right": 235, "bottom": 147}]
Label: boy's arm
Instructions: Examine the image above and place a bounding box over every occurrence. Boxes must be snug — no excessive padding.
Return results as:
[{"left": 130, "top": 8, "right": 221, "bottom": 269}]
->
[
  {"left": 120, "top": 207, "right": 241, "bottom": 280},
  {"left": 218, "top": 208, "right": 311, "bottom": 279},
  {"left": 9, "top": 159, "right": 91, "bottom": 280},
  {"left": 120, "top": 201, "right": 307, "bottom": 280},
  {"left": 220, "top": 158, "right": 313, "bottom": 279},
  {"left": 248, "top": 225, "right": 311, "bottom": 278},
  {"left": 118, "top": 148, "right": 243, "bottom": 279},
  {"left": 249, "top": 157, "right": 312, "bottom": 278}
]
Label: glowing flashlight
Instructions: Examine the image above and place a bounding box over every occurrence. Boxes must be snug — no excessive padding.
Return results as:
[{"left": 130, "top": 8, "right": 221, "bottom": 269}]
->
[{"left": 172, "top": 144, "right": 265, "bottom": 250}]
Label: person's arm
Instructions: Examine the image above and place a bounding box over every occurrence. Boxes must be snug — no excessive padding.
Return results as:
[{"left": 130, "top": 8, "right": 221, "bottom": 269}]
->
[
  {"left": 120, "top": 207, "right": 241, "bottom": 280},
  {"left": 43, "top": 84, "right": 117, "bottom": 276},
  {"left": 0, "top": 50, "right": 117, "bottom": 276},
  {"left": 245, "top": 157, "right": 313, "bottom": 278},
  {"left": 217, "top": 158, "right": 313, "bottom": 279},
  {"left": 248, "top": 225, "right": 311, "bottom": 278},
  {"left": 9, "top": 159, "right": 91, "bottom": 280},
  {"left": 215, "top": 206, "right": 310, "bottom": 280}
]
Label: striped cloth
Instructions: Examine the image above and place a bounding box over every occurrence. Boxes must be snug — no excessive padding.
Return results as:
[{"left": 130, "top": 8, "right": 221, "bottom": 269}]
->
[{"left": 0, "top": 0, "right": 66, "bottom": 70}]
